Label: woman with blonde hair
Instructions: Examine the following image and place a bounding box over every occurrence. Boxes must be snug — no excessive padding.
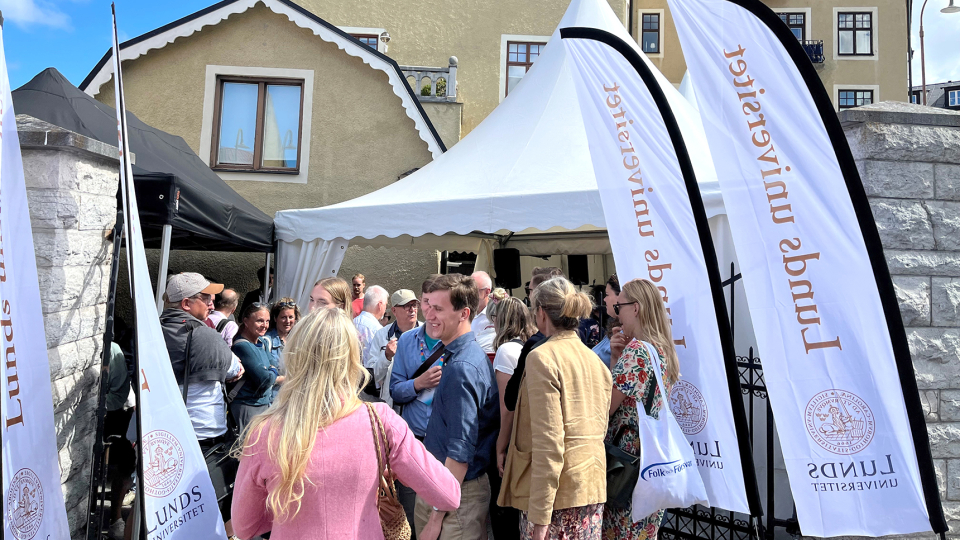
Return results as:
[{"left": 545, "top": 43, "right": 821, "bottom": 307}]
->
[
  {"left": 499, "top": 277, "right": 612, "bottom": 540},
  {"left": 231, "top": 307, "right": 460, "bottom": 539},
  {"left": 307, "top": 277, "right": 351, "bottom": 313},
  {"left": 603, "top": 278, "right": 679, "bottom": 540}
]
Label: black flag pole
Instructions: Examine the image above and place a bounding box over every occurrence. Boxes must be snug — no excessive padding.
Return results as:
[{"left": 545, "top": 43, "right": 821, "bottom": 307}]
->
[
  {"left": 84, "top": 211, "right": 124, "bottom": 540},
  {"left": 111, "top": 5, "right": 147, "bottom": 540},
  {"left": 560, "top": 26, "right": 764, "bottom": 520}
]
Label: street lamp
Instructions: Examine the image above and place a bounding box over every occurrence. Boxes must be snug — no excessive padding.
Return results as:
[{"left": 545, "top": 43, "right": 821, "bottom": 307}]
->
[{"left": 920, "top": 0, "right": 960, "bottom": 105}]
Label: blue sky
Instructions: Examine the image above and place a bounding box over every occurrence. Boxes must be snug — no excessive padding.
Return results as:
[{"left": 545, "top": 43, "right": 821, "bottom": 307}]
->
[
  {"left": 1, "top": 0, "right": 213, "bottom": 89},
  {"left": 0, "top": 0, "right": 957, "bottom": 92}
]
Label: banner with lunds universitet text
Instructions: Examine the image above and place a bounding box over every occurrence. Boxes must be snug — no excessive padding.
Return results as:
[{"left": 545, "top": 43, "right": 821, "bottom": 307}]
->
[
  {"left": 561, "top": 28, "right": 760, "bottom": 516},
  {"left": 1, "top": 21, "right": 72, "bottom": 540},
  {"left": 111, "top": 7, "right": 227, "bottom": 540},
  {"left": 667, "top": 0, "right": 946, "bottom": 535}
]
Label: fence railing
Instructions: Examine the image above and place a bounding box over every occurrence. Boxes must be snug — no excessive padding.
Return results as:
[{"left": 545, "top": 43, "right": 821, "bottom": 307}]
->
[
  {"left": 401, "top": 56, "right": 458, "bottom": 102},
  {"left": 659, "top": 264, "right": 800, "bottom": 540}
]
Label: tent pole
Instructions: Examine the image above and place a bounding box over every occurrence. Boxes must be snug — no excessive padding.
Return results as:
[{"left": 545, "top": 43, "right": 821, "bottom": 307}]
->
[
  {"left": 263, "top": 252, "right": 272, "bottom": 303},
  {"left": 154, "top": 224, "right": 172, "bottom": 313}
]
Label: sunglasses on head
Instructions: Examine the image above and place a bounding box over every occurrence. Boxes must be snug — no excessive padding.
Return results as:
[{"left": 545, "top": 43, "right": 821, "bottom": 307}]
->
[
  {"left": 612, "top": 301, "right": 637, "bottom": 316},
  {"left": 276, "top": 301, "right": 297, "bottom": 309}
]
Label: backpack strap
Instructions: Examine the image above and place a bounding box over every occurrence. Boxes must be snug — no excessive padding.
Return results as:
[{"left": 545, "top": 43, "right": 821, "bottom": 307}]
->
[
  {"left": 180, "top": 319, "right": 205, "bottom": 403},
  {"left": 215, "top": 318, "right": 229, "bottom": 333}
]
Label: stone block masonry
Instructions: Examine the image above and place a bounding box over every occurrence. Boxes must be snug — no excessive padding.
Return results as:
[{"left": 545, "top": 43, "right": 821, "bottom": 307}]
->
[
  {"left": 833, "top": 103, "right": 960, "bottom": 540},
  {"left": 18, "top": 115, "right": 121, "bottom": 539}
]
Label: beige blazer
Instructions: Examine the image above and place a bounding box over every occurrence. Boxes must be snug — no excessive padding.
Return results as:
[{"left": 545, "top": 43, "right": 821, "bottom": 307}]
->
[{"left": 497, "top": 331, "right": 613, "bottom": 525}]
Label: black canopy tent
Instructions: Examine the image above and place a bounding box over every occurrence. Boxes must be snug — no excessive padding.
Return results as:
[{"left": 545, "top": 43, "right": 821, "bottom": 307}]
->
[{"left": 13, "top": 68, "right": 276, "bottom": 305}]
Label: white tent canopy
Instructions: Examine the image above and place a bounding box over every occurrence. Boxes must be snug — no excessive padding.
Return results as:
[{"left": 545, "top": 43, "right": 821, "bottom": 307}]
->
[{"left": 274, "top": 0, "right": 729, "bottom": 306}]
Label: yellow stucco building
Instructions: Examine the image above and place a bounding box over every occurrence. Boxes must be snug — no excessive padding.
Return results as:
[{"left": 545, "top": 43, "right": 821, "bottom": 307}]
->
[{"left": 81, "top": 0, "right": 908, "bottom": 296}]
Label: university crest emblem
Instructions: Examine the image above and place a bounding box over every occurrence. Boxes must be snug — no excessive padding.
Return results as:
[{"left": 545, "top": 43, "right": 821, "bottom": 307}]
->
[{"left": 804, "top": 389, "right": 875, "bottom": 455}]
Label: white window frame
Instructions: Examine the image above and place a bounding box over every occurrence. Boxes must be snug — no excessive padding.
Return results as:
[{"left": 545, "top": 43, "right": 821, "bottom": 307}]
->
[
  {"left": 774, "top": 8, "right": 812, "bottom": 42},
  {"left": 337, "top": 26, "right": 387, "bottom": 53},
  {"left": 200, "top": 65, "right": 314, "bottom": 184},
  {"left": 499, "top": 34, "right": 550, "bottom": 102},
  {"left": 833, "top": 7, "right": 878, "bottom": 61},
  {"left": 833, "top": 84, "right": 880, "bottom": 112},
  {"left": 637, "top": 9, "right": 665, "bottom": 58},
  {"left": 949, "top": 89, "right": 960, "bottom": 107}
]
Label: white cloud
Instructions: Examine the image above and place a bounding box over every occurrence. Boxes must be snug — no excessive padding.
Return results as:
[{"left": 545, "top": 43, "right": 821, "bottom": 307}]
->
[
  {"left": 910, "top": 5, "right": 960, "bottom": 85},
  {"left": 0, "top": 0, "right": 71, "bottom": 31}
]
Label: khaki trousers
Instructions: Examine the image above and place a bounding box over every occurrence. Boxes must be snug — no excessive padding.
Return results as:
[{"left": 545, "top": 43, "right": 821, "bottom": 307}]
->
[{"left": 414, "top": 473, "right": 490, "bottom": 540}]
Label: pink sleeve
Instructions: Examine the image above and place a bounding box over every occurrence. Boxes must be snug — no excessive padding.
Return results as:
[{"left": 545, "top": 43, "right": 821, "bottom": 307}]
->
[
  {"left": 231, "top": 431, "right": 274, "bottom": 538},
  {"left": 377, "top": 404, "right": 461, "bottom": 511}
]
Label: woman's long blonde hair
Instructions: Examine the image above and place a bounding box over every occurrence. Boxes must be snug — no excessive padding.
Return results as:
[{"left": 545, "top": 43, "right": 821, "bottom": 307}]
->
[
  {"left": 493, "top": 296, "right": 536, "bottom": 349},
  {"left": 237, "top": 307, "right": 370, "bottom": 522},
  {"left": 620, "top": 279, "right": 680, "bottom": 384}
]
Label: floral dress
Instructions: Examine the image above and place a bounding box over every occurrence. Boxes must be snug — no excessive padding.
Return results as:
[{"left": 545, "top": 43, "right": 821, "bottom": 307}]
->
[
  {"left": 521, "top": 503, "right": 604, "bottom": 540},
  {"left": 603, "top": 339, "right": 669, "bottom": 540}
]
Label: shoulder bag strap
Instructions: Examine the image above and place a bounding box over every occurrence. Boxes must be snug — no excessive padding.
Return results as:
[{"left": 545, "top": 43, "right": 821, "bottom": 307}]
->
[
  {"left": 365, "top": 403, "right": 388, "bottom": 504},
  {"left": 181, "top": 322, "right": 202, "bottom": 403},
  {"left": 226, "top": 340, "right": 249, "bottom": 403},
  {"left": 411, "top": 344, "right": 446, "bottom": 380},
  {"left": 397, "top": 340, "right": 446, "bottom": 416},
  {"left": 368, "top": 403, "right": 401, "bottom": 500},
  {"left": 215, "top": 318, "right": 229, "bottom": 333},
  {"left": 641, "top": 341, "right": 670, "bottom": 414}
]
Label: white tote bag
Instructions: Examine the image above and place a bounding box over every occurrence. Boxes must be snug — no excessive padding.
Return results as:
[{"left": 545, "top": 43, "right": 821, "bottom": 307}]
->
[{"left": 631, "top": 341, "right": 709, "bottom": 521}]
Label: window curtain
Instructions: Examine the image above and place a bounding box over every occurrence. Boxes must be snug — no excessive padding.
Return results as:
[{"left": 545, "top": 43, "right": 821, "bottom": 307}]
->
[{"left": 275, "top": 237, "right": 350, "bottom": 308}]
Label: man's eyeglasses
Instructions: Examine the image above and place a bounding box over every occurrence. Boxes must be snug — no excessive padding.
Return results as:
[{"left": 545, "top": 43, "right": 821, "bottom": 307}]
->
[
  {"left": 396, "top": 302, "right": 419, "bottom": 311},
  {"left": 612, "top": 301, "right": 637, "bottom": 316}
]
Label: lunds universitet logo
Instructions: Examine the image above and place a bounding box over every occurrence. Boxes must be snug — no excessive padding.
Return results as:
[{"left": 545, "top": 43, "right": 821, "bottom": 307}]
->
[
  {"left": 670, "top": 380, "right": 708, "bottom": 435},
  {"left": 6, "top": 468, "right": 44, "bottom": 540},
  {"left": 804, "top": 389, "right": 875, "bottom": 455},
  {"left": 142, "top": 430, "right": 186, "bottom": 497}
]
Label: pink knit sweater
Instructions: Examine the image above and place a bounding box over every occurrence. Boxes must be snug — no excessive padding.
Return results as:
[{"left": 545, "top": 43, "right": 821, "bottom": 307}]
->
[{"left": 232, "top": 402, "right": 460, "bottom": 539}]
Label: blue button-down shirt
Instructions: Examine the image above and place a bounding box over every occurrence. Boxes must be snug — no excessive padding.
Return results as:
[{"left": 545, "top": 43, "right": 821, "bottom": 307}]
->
[
  {"left": 390, "top": 326, "right": 444, "bottom": 438},
  {"left": 424, "top": 331, "right": 500, "bottom": 481},
  {"left": 593, "top": 335, "right": 612, "bottom": 368}
]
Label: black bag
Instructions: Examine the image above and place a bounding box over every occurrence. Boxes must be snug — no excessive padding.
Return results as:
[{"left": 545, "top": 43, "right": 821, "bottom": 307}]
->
[
  {"left": 605, "top": 387, "right": 658, "bottom": 509},
  {"left": 605, "top": 426, "right": 641, "bottom": 509}
]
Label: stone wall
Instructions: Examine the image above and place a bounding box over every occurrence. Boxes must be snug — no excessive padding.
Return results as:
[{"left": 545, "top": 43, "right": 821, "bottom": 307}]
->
[
  {"left": 842, "top": 102, "right": 960, "bottom": 537},
  {"left": 18, "top": 115, "right": 120, "bottom": 538}
]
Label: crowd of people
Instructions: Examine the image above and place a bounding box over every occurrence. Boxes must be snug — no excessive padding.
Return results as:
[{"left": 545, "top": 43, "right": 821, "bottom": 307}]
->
[{"left": 103, "top": 264, "right": 682, "bottom": 540}]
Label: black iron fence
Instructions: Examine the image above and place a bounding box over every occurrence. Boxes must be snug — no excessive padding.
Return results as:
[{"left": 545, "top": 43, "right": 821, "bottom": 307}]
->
[{"left": 660, "top": 265, "right": 800, "bottom": 540}]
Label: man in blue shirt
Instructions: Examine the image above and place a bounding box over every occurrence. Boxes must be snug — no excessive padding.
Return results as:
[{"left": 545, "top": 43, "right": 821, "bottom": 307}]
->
[
  {"left": 414, "top": 274, "right": 499, "bottom": 540},
  {"left": 390, "top": 282, "right": 446, "bottom": 535}
]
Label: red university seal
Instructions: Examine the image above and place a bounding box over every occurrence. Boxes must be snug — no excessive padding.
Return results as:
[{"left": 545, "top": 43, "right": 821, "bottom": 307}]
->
[
  {"left": 804, "top": 389, "right": 876, "bottom": 455},
  {"left": 6, "top": 468, "right": 44, "bottom": 540},
  {"left": 141, "top": 430, "right": 186, "bottom": 497},
  {"left": 669, "top": 380, "right": 708, "bottom": 435}
]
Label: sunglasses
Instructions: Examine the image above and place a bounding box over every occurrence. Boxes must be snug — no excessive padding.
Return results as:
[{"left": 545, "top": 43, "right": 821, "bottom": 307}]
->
[
  {"left": 612, "top": 301, "right": 637, "bottom": 316},
  {"left": 275, "top": 301, "right": 297, "bottom": 309}
]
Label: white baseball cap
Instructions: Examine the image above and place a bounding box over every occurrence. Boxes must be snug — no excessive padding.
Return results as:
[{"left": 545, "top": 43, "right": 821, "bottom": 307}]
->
[{"left": 391, "top": 289, "right": 418, "bottom": 307}]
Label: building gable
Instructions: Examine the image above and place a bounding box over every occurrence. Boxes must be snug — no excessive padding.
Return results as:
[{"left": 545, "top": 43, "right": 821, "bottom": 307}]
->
[{"left": 80, "top": 0, "right": 444, "bottom": 158}]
